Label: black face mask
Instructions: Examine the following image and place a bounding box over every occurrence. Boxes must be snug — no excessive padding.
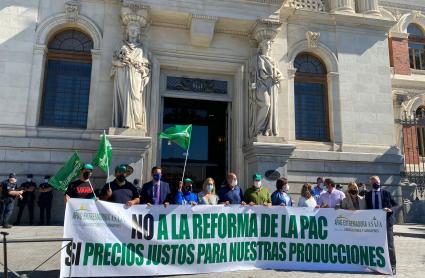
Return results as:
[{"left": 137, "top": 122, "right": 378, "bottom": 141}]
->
[
  {"left": 185, "top": 186, "right": 192, "bottom": 192},
  {"left": 116, "top": 175, "right": 125, "bottom": 182},
  {"left": 349, "top": 190, "right": 358, "bottom": 195},
  {"left": 83, "top": 172, "right": 91, "bottom": 180}
]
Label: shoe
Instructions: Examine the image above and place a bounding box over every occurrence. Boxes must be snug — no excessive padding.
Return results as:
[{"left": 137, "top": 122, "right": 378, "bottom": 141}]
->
[
  {"left": 2, "top": 224, "right": 13, "bottom": 229},
  {"left": 392, "top": 266, "right": 396, "bottom": 275}
]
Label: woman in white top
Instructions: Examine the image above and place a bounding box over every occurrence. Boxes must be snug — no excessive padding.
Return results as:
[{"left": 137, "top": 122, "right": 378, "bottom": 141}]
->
[
  {"left": 198, "top": 177, "right": 219, "bottom": 205},
  {"left": 298, "top": 183, "right": 317, "bottom": 208}
]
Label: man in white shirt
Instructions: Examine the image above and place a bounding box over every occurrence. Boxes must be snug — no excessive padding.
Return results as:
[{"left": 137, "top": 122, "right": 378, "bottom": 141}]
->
[{"left": 317, "top": 178, "right": 345, "bottom": 209}]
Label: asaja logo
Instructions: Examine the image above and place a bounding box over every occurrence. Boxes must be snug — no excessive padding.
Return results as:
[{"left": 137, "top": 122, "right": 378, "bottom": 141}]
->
[
  {"left": 72, "top": 205, "right": 124, "bottom": 228},
  {"left": 334, "top": 215, "right": 383, "bottom": 233}
]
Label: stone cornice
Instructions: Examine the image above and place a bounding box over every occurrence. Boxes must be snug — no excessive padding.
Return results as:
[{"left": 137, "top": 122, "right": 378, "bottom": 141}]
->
[{"left": 380, "top": 1, "right": 425, "bottom": 13}]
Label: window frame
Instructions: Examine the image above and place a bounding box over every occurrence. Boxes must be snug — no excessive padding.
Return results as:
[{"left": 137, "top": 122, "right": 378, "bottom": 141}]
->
[
  {"left": 39, "top": 29, "right": 93, "bottom": 129},
  {"left": 294, "top": 53, "right": 330, "bottom": 142},
  {"left": 408, "top": 24, "right": 425, "bottom": 70}
]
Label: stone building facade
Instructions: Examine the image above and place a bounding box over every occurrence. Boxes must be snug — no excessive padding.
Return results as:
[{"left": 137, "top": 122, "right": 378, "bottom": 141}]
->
[{"left": 1, "top": 0, "right": 420, "bottom": 223}]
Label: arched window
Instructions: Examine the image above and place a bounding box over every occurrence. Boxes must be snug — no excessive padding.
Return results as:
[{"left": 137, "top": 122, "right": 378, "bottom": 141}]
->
[
  {"left": 294, "top": 53, "right": 329, "bottom": 141},
  {"left": 408, "top": 24, "right": 425, "bottom": 70},
  {"left": 40, "top": 29, "right": 93, "bottom": 128}
]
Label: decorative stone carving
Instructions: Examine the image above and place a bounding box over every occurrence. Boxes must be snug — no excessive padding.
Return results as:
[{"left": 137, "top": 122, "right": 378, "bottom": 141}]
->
[
  {"left": 65, "top": 0, "right": 80, "bottom": 22},
  {"left": 306, "top": 31, "right": 320, "bottom": 48},
  {"left": 329, "top": 0, "right": 355, "bottom": 14},
  {"left": 285, "top": 0, "right": 325, "bottom": 12},
  {"left": 189, "top": 14, "right": 218, "bottom": 47},
  {"left": 356, "top": 0, "right": 381, "bottom": 16},
  {"left": 249, "top": 20, "right": 283, "bottom": 137},
  {"left": 111, "top": 5, "right": 151, "bottom": 131}
]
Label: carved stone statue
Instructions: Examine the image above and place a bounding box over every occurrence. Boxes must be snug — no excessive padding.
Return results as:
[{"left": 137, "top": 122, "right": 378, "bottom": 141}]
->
[
  {"left": 111, "top": 21, "right": 150, "bottom": 129},
  {"left": 249, "top": 40, "right": 283, "bottom": 137}
]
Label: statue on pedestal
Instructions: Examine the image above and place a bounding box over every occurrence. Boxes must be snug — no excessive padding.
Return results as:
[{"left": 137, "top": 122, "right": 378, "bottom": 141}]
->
[
  {"left": 111, "top": 20, "right": 150, "bottom": 130},
  {"left": 249, "top": 39, "right": 283, "bottom": 137}
]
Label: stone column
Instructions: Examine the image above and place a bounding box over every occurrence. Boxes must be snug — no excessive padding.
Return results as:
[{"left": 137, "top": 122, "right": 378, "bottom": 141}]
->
[
  {"left": 329, "top": 0, "right": 355, "bottom": 14},
  {"left": 356, "top": 0, "right": 380, "bottom": 16}
]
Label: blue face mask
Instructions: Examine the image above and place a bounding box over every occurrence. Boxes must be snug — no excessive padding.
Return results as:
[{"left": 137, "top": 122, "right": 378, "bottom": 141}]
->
[
  {"left": 153, "top": 173, "right": 161, "bottom": 181},
  {"left": 207, "top": 184, "right": 214, "bottom": 193}
]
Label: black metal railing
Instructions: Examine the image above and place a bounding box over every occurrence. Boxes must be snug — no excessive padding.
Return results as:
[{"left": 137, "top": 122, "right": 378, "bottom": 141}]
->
[{"left": 0, "top": 232, "right": 73, "bottom": 278}]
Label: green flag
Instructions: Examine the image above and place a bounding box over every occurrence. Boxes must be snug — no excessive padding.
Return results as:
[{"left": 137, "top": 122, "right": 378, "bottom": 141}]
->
[
  {"left": 160, "top": 124, "right": 192, "bottom": 150},
  {"left": 92, "top": 131, "right": 112, "bottom": 173},
  {"left": 49, "top": 152, "right": 83, "bottom": 193}
]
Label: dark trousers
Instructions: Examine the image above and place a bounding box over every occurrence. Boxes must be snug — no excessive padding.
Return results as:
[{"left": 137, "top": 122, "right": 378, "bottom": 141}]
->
[
  {"left": 387, "top": 225, "right": 396, "bottom": 268},
  {"left": 39, "top": 201, "right": 52, "bottom": 225},
  {"left": 16, "top": 200, "right": 34, "bottom": 225},
  {"left": 0, "top": 198, "right": 15, "bottom": 226}
]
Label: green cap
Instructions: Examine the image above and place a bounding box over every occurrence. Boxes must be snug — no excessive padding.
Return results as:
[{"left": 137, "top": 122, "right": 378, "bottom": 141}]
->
[
  {"left": 183, "top": 178, "right": 193, "bottom": 184},
  {"left": 115, "top": 164, "right": 127, "bottom": 173},
  {"left": 253, "top": 173, "right": 262, "bottom": 181},
  {"left": 83, "top": 163, "right": 93, "bottom": 171}
]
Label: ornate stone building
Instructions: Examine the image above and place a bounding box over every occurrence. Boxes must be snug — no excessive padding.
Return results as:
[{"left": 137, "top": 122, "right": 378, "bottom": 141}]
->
[{"left": 1, "top": 0, "right": 421, "bottom": 223}]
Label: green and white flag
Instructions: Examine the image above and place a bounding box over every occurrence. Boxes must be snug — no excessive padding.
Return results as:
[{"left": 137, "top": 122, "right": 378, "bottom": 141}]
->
[
  {"left": 159, "top": 124, "right": 192, "bottom": 150},
  {"left": 92, "top": 131, "right": 112, "bottom": 173},
  {"left": 49, "top": 152, "right": 83, "bottom": 193}
]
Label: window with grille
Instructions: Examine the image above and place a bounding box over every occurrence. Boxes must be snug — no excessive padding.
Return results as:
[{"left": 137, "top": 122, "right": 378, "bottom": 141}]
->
[
  {"left": 40, "top": 29, "right": 93, "bottom": 128},
  {"left": 408, "top": 24, "right": 425, "bottom": 70},
  {"left": 294, "top": 53, "right": 329, "bottom": 142}
]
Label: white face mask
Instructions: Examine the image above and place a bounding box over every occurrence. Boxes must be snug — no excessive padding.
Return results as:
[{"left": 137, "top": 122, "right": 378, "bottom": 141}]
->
[
  {"left": 254, "top": 181, "right": 261, "bottom": 189},
  {"left": 207, "top": 184, "right": 214, "bottom": 193},
  {"left": 319, "top": 183, "right": 324, "bottom": 189},
  {"left": 44, "top": 179, "right": 49, "bottom": 183},
  {"left": 283, "top": 185, "right": 289, "bottom": 192},
  {"left": 27, "top": 178, "right": 32, "bottom": 182}
]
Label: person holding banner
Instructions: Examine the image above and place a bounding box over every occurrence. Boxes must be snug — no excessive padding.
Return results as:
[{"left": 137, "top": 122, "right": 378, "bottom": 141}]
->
[
  {"left": 244, "top": 174, "right": 271, "bottom": 206},
  {"left": 297, "top": 183, "right": 317, "bottom": 208},
  {"left": 141, "top": 166, "right": 171, "bottom": 206},
  {"left": 64, "top": 164, "right": 96, "bottom": 202},
  {"left": 317, "top": 178, "right": 345, "bottom": 209},
  {"left": 218, "top": 172, "right": 245, "bottom": 205},
  {"left": 198, "top": 177, "right": 219, "bottom": 205},
  {"left": 271, "top": 177, "right": 292, "bottom": 206},
  {"left": 100, "top": 165, "right": 140, "bottom": 207},
  {"left": 365, "top": 175, "right": 399, "bottom": 275},
  {"left": 341, "top": 182, "right": 366, "bottom": 210},
  {"left": 311, "top": 177, "right": 325, "bottom": 201},
  {"left": 175, "top": 178, "right": 198, "bottom": 205}
]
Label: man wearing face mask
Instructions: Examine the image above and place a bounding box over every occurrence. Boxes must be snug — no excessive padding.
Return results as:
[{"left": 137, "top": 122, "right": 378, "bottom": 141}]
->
[
  {"left": 1, "top": 173, "right": 24, "bottom": 228},
  {"left": 244, "top": 174, "right": 271, "bottom": 206},
  {"left": 365, "top": 176, "right": 399, "bottom": 275},
  {"left": 312, "top": 177, "right": 325, "bottom": 201},
  {"left": 271, "top": 178, "right": 293, "bottom": 206},
  {"left": 14, "top": 174, "right": 37, "bottom": 225},
  {"left": 38, "top": 175, "right": 53, "bottom": 225},
  {"left": 100, "top": 164, "right": 140, "bottom": 207},
  {"left": 175, "top": 178, "right": 198, "bottom": 205},
  {"left": 65, "top": 164, "right": 96, "bottom": 202},
  {"left": 218, "top": 173, "right": 245, "bottom": 205},
  {"left": 141, "top": 166, "right": 171, "bottom": 206}
]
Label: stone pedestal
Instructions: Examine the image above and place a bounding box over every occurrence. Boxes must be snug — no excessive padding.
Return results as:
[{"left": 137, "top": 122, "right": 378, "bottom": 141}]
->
[
  {"left": 243, "top": 137, "right": 296, "bottom": 192},
  {"left": 329, "top": 0, "right": 355, "bottom": 14},
  {"left": 107, "top": 128, "right": 152, "bottom": 182}
]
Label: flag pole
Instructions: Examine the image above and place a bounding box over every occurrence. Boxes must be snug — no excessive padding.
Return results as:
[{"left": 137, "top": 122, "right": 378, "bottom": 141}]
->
[
  {"left": 104, "top": 130, "right": 111, "bottom": 191},
  {"left": 88, "top": 179, "right": 97, "bottom": 199},
  {"left": 181, "top": 135, "right": 191, "bottom": 182}
]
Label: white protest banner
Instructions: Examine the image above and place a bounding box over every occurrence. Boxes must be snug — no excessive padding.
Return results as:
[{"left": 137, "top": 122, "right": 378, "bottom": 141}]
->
[{"left": 60, "top": 199, "right": 391, "bottom": 277}]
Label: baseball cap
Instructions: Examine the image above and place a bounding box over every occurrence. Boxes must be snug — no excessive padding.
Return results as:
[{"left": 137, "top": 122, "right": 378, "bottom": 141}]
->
[
  {"left": 83, "top": 163, "right": 94, "bottom": 171},
  {"left": 253, "top": 173, "right": 262, "bottom": 181},
  {"left": 183, "top": 178, "right": 193, "bottom": 184}
]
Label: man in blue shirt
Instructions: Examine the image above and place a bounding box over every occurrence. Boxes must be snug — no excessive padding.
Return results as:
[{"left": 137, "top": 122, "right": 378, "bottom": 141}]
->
[
  {"left": 175, "top": 178, "right": 198, "bottom": 205},
  {"left": 218, "top": 172, "right": 245, "bottom": 205},
  {"left": 311, "top": 177, "right": 324, "bottom": 201}
]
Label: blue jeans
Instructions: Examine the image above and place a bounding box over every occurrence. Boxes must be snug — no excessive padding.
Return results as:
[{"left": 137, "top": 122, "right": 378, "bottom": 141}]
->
[{"left": 0, "top": 198, "right": 15, "bottom": 225}]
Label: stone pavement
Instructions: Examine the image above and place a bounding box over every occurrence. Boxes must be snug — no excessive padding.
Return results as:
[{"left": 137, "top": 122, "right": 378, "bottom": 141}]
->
[{"left": 0, "top": 224, "right": 424, "bottom": 278}]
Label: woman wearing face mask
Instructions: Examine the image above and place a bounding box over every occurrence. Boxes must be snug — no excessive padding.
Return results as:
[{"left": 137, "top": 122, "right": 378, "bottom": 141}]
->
[
  {"left": 341, "top": 182, "right": 366, "bottom": 210},
  {"left": 244, "top": 174, "right": 271, "bottom": 206},
  {"left": 198, "top": 178, "right": 219, "bottom": 205},
  {"left": 271, "top": 178, "right": 292, "bottom": 206}
]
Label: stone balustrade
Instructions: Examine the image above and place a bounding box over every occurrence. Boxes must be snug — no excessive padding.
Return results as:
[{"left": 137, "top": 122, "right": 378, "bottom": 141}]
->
[{"left": 285, "top": 0, "right": 381, "bottom": 16}]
